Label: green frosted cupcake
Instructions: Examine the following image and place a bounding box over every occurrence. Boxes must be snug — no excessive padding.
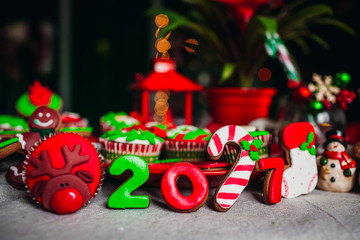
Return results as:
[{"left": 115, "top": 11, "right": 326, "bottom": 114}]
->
[
  {"left": 99, "top": 112, "right": 140, "bottom": 133},
  {"left": 100, "top": 129, "right": 164, "bottom": 165},
  {"left": 164, "top": 125, "right": 211, "bottom": 162}
]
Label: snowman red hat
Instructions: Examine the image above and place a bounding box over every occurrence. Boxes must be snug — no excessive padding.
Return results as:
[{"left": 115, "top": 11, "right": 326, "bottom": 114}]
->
[{"left": 324, "top": 130, "right": 347, "bottom": 149}]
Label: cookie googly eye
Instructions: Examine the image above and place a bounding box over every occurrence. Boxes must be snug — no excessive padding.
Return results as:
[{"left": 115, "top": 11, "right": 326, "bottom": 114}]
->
[
  {"left": 46, "top": 113, "right": 51, "bottom": 118},
  {"left": 330, "top": 177, "right": 336, "bottom": 182},
  {"left": 38, "top": 112, "right": 43, "bottom": 117},
  {"left": 330, "top": 163, "right": 336, "bottom": 168}
]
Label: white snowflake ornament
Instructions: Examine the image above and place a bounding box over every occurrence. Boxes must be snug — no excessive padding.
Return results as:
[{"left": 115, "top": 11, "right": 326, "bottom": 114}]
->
[{"left": 308, "top": 73, "right": 340, "bottom": 103}]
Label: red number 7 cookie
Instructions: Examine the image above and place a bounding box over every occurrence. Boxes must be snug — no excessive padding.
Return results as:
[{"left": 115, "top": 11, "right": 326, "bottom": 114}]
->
[
  {"left": 280, "top": 122, "right": 318, "bottom": 198},
  {"left": 207, "top": 125, "right": 260, "bottom": 212}
]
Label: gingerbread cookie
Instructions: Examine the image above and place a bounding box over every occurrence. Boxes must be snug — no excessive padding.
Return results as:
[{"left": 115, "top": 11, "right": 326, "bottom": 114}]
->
[
  {"left": 317, "top": 130, "right": 356, "bottom": 192},
  {"left": 161, "top": 162, "right": 208, "bottom": 213},
  {"left": 6, "top": 161, "right": 26, "bottom": 190},
  {"left": 280, "top": 122, "right": 318, "bottom": 198},
  {"left": 0, "top": 106, "right": 61, "bottom": 161},
  {"left": 28, "top": 106, "right": 61, "bottom": 137},
  {"left": 24, "top": 132, "right": 103, "bottom": 214},
  {"left": 207, "top": 125, "right": 258, "bottom": 211},
  {"left": 0, "top": 138, "right": 22, "bottom": 161}
]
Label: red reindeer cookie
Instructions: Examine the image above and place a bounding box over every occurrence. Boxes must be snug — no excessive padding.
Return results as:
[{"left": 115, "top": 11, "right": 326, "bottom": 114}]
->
[{"left": 24, "top": 132, "right": 103, "bottom": 214}]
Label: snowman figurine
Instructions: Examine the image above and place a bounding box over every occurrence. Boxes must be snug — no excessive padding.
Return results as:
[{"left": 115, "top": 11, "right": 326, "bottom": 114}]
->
[{"left": 317, "top": 130, "right": 357, "bottom": 192}]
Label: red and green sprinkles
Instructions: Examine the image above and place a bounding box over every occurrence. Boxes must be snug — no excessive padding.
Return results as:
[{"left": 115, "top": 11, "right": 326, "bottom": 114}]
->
[
  {"left": 167, "top": 125, "right": 211, "bottom": 141},
  {"left": 101, "top": 112, "right": 140, "bottom": 129},
  {"left": 101, "top": 129, "right": 164, "bottom": 144}
]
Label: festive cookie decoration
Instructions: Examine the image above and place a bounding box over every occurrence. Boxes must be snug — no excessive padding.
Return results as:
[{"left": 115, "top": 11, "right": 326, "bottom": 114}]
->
[
  {"left": 108, "top": 155, "right": 150, "bottom": 209},
  {"left": 0, "top": 115, "right": 28, "bottom": 138},
  {"left": 256, "top": 158, "right": 285, "bottom": 204},
  {"left": 61, "top": 112, "right": 89, "bottom": 128},
  {"left": 0, "top": 137, "right": 22, "bottom": 161},
  {"left": 100, "top": 111, "right": 140, "bottom": 133},
  {"left": 222, "top": 130, "right": 272, "bottom": 163},
  {"left": 164, "top": 125, "right": 211, "bottom": 162},
  {"left": 166, "top": 125, "right": 211, "bottom": 141},
  {"left": 161, "top": 162, "right": 208, "bottom": 212},
  {"left": 144, "top": 121, "right": 169, "bottom": 139},
  {"left": 280, "top": 122, "right": 318, "bottom": 198},
  {"left": 317, "top": 130, "right": 356, "bottom": 192},
  {"left": 100, "top": 129, "right": 164, "bottom": 165},
  {"left": 207, "top": 125, "right": 256, "bottom": 212},
  {"left": 60, "top": 127, "right": 93, "bottom": 137},
  {"left": 24, "top": 133, "right": 103, "bottom": 214},
  {"left": 16, "top": 80, "right": 62, "bottom": 117},
  {"left": 28, "top": 106, "right": 61, "bottom": 137},
  {"left": 6, "top": 161, "right": 26, "bottom": 190}
]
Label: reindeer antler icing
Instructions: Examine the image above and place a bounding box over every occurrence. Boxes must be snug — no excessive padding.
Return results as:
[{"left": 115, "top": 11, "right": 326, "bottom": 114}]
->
[
  {"left": 30, "top": 144, "right": 89, "bottom": 178},
  {"left": 61, "top": 144, "right": 90, "bottom": 172}
]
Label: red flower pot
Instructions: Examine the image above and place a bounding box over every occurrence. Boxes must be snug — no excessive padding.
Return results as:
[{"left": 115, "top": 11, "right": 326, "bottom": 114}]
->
[{"left": 206, "top": 87, "right": 277, "bottom": 127}]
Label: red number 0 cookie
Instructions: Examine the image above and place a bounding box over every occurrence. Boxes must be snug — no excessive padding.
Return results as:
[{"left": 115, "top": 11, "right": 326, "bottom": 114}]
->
[
  {"left": 161, "top": 162, "right": 209, "bottom": 213},
  {"left": 207, "top": 125, "right": 256, "bottom": 212}
]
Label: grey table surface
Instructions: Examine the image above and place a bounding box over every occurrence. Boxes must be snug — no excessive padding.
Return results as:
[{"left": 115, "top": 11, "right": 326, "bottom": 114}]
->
[{"left": 0, "top": 157, "right": 360, "bottom": 240}]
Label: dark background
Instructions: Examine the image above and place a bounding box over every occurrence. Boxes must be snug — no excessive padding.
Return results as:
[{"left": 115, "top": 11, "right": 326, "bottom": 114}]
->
[{"left": 1, "top": 0, "right": 359, "bottom": 132}]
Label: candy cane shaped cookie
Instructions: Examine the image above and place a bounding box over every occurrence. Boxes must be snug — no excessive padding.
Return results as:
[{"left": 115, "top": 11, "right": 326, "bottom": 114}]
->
[{"left": 207, "top": 125, "right": 257, "bottom": 212}]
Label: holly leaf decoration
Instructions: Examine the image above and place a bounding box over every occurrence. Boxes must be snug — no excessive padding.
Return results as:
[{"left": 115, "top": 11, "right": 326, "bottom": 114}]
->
[
  {"left": 240, "top": 139, "right": 263, "bottom": 162},
  {"left": 308, "top": 146, "right": 316, "bottom": 156},
  {"left": 300, "top": 132, "right": 316, "bottom": 156},
  {"left": 240, "top": 139, "right": 251, "bottom": 151},
  {"left": 252, "top": 139, "right": 263, "bottom": 148},
  {"left": 300, "top": 142, "right": 308, "bottom": 151},
  {"left": 307, "top": 132, "right": 314, "bottom": 143},
  {"left": 249, "top": 151, "right": 260, "bottom": 162}
]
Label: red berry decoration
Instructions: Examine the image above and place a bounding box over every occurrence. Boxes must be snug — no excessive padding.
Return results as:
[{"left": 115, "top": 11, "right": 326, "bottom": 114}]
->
[{"left": 24, "top": 132, "right": 103, "bottom": 214}]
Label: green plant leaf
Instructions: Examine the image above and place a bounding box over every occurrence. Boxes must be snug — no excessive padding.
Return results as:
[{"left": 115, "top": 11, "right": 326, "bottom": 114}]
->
[
  {"left": 307, "top": 33, "right": 330, "bottom": 50},
  {"left": 220, "top": 63, "right": 236, "bottom": 84},
  {"left": 292, "top": 37, "right": 311, "bottom": 55},
  {"left": 281, "top": 4, "right": 333, "bottom": 33},
  {"left": 311, "top": 18, "right": 356, "bottom": 36},
  {"left": 257, "top": 17, "right": 277, "bottom": 33}
]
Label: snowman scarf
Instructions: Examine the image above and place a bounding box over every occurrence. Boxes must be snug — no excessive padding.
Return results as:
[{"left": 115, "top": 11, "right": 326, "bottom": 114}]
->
[{"left": 324, "top": 150, "right": 356, "bottom": 170}]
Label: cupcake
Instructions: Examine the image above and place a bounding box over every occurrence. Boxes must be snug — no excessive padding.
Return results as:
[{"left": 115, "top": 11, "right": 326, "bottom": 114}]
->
[
  {"left": 60, "top": 112, "right": 92, "bottom": 137},
  {"left": 163, "top": 125, "right": 211, "bottom": 162},
  {"left": 144, "top": 121, "right": 172, "bottom": 139},
  {"left": 0, "top": 115, "right": 28, "bottom": 138},
  {"left": 16, "top": 80, "right": 62, "bottom": 117},
  {"left": 61, "top": 112, "right": 89, "bottom": 128},
  {"left": 99, "top": 112, "right": 140, "bottom": 133},
  {"left": 100, "top": 129, "right": 164, "bottom": 165},
  {"left": 222, "top": 129, "right": 272, "bottom": 163}
]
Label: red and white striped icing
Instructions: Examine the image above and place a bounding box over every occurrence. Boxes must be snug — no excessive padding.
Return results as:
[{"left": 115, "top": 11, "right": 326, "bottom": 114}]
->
[{"left": 207, "top": 125, "right": 254, "bottom": 210}]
